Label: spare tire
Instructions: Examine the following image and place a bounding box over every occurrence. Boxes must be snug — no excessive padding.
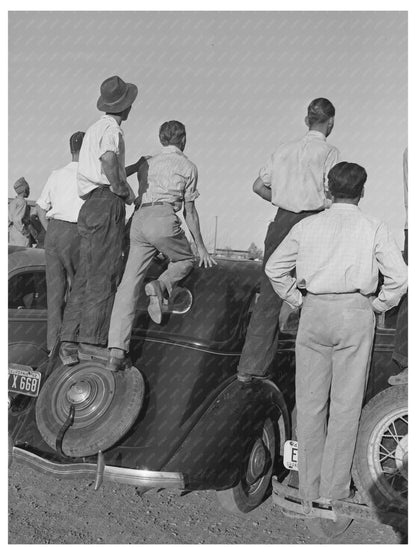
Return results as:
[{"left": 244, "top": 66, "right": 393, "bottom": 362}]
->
[{"left": 36, "top": 361, "right": 144, "bottom": 457}]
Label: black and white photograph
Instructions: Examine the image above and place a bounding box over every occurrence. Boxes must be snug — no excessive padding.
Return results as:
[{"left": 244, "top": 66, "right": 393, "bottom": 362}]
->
[{"left": 7, "top": 4, "right": 409, "bottom": 546}]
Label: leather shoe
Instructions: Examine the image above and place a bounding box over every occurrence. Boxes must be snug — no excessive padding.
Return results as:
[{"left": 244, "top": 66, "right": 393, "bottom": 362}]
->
[
  {"left": 106, "top": 349, "right": 129, "bottom": 372},
  {"left": 59, "top": 341, "right": 79, "bottom": 366},
  {"left": 145, "top": 280, "right": 167, "bottom": 324}
]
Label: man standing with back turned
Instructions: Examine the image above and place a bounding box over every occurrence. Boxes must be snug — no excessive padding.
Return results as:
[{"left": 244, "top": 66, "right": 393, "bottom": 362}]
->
[
  {"left": 265, "top": 162, "right": 408, "bottom": 511},
  {"left": 36, "top": 131, "right": 85, "bottom": 352},
  {"left": 59, "top": 75, "right": 138, "bottom": 366},
  {"left": 238, "top": 98, "right": 340, "bottom": 382}
]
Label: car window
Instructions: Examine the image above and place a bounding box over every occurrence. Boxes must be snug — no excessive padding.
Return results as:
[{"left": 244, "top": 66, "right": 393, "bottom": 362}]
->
[{"left": 9, "top": 271, "right": 47, "bottom": 310}]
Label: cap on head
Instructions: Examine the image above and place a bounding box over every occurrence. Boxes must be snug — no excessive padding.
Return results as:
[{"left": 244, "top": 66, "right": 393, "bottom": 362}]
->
[
  {"left": 307, "top": 98, "right": 335, "bottom": 125},
  {"left": 70, "top": 131, "right": 85, "bottom": 153},
  {"left": 328, "top": 162, "right": 367, "bottom": 199},
  {"left": 159, "top": 121, "right": 186, "bottom": 147},
  {"left": 97, "top": 75, "right": 138, "bottom": 113},
  {"left": 14, "top": 177, "right": 29, "bottom": 195}
]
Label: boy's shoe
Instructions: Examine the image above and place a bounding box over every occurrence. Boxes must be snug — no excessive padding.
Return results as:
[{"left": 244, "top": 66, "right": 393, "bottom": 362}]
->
[
  {"left": 106, "top": 348, "right": 129, "bottom": 372},
  {"left": 145, "top": 280, "right": 166, "bottom": 324}
]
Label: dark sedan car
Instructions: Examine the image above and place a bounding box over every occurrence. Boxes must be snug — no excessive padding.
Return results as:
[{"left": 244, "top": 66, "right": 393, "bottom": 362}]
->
[
  {"left": 8, "top": 246, "right": 407, "bottom": 524},
  {"left": 9, "top": 245, "right": 290, "bottom": 514}
]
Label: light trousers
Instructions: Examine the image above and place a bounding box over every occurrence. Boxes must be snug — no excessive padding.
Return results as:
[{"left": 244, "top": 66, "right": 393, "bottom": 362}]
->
[
  {"left": 108, "top": 204, "right": 194, "bottom": 352},
  {"left": 295, "top": 292, "right": 375, "bottom": 501}
]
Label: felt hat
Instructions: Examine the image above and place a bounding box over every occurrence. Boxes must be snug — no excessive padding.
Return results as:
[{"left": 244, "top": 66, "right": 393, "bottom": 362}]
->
[{"left": 97, "top": 75, "right": 138, "bottom": 113}]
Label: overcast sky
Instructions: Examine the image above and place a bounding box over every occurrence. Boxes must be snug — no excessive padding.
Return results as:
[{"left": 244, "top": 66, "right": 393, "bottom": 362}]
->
[{"left": 9, "top": 11, "right": 407, "bottom": 250}]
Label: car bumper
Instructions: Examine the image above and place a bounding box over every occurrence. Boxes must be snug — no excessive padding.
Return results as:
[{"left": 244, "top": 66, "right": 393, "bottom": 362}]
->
[{"left": 12, "top": 447, "right": 185, "bottom": 491}]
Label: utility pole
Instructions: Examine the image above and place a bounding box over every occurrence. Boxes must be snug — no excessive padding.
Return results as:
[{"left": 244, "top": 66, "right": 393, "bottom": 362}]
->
[{"left": 213, "top": 216, "right": 218, "bottom": 255}]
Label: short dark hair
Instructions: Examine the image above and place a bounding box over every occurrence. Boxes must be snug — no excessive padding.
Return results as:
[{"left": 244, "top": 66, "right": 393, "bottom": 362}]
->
[
  {"left": 159, "top": 121, "right": 186, "bottom": 147},
  {"left": 307, "top": 98, "right": 335, "bottom": 125},
  {"left": 70, "top": 131, "right": 85, "bottom": 154},
  {"left": 328, "top": 162, "right": 367, "bottom": 199}
]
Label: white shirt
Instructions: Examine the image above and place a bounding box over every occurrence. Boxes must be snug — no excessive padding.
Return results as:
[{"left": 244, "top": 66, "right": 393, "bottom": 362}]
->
[
  {"left": 260, "top": 130, "right": 340, "bottom": 212},
  {"left": 37, "top": 162, "right": 84, "bottom": 223},
  {"left": 139, "top": 145, "right": 200, "bottom": 205},
  {"left": 265, "top": 203, "right": 408, "bottom": 313},
  {"left": 77, "top": 115, "right": 130, "bottom": 199}
]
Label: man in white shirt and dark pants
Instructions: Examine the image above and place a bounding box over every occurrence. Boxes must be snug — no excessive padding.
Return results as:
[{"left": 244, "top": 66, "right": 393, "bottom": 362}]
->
[
  {"left": 59, "top": 75, "right": 138, "bottom": 365},
  {"left": 36, "top": 132, "right": 85, "bottom": 351},
  {"left": 265, "top": 162, "right": 408, "bottom": 511},
  {"left": 238, "top": 98, "right": 340, "bottom": 381}
]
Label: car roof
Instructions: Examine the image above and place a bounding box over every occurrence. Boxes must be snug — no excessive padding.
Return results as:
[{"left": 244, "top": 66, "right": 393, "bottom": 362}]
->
[{"left": 8, "top": 246, "right": 45, "bottom": 273}]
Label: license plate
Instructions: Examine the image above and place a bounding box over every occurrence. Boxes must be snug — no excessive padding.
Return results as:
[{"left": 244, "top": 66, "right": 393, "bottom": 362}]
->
[
  {"left": 8, "top": 364, "right": 41, "bottom": 397},
  {"left": 283, "top": 440, "right": 298, "bottom": 471}
]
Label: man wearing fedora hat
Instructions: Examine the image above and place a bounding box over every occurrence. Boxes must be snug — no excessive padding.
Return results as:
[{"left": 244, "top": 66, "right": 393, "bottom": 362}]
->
[
  {"left": 8, "top": 177, "right": 31, "bottom": 247},
  {"left": 59, "top": 75, "right": 139, "bottom": 366}
]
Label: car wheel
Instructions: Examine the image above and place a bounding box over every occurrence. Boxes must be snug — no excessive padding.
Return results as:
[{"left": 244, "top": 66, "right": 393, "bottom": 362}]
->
[
  {"left": 217, "top": 415, "right": 277, "bottom": 514},
  {"left": 306, "top": 516, "right": 352, "bottom": 539},
  {"left": 352, "top": 385, "right": 408, "bottom": 512},
  {"left": 36, "top": 361, "right": 145, "bottom": 458}
]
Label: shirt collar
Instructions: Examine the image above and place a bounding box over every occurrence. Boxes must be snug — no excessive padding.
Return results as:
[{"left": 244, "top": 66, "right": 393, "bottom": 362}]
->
[
  {"left": 306, "top": 130, "right": 326, "bottom": 141},
  {"left": 101, "top": 114, "right": 121, "bottom": 128},
  {"left": 161, "top": 145, "right": 183, "bottom": 155},
  {"left": 330, "top": 203, "right": 359, "bottom": 211}
]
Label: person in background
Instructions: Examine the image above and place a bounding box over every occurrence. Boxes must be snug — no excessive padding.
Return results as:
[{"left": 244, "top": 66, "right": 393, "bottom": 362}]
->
[
  {"left": 265, "top": 162, "right": 408, "bottom": 512},
  {"left": 107, "top": 120, "right": 216, "bottom": 371},
  {"left": 237, "top": 98, "right": 340, "bottom": 382},
  {"left": 8, "top": 177, "right": 31, "bottom": 247},
  {"left": 389, "top": 146, "right": 408, "bottom": 385},
  {"left": 59, "top": 75, "right": 138, "bottom": 366},
  {"left": 36, "top": 131, "right": 85, "bottom": 352}
]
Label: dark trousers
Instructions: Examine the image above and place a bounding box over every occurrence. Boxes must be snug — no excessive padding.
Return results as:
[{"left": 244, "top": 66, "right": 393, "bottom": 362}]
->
[
  {"left": 238, "top": 207, "right": 321, "bottom": 376},
  {"left": 44, "top": 219, "right": 80, "bottom": 351},
  {"left": 60, "top": 187, "right": 126, "bottom": 346},
  {"left": 392, "top": 229, "right": 408, "bottom": 369}
]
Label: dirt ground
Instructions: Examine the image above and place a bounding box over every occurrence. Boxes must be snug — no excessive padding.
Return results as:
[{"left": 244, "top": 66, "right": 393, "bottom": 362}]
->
[{"left": 8, "top": 461, "right": 403, "bottom": 545}]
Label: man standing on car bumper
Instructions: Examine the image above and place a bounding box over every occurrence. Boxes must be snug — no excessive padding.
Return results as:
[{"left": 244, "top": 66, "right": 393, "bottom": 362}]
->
[
  {"left": 237, "top": 98, "right": 340, "bottom": 382},
  {"left": 265, "top": 162, "right": 408, "bottom": 510},
  {"left": 59, "top": 75, "right": 138, "bottom": 366}
]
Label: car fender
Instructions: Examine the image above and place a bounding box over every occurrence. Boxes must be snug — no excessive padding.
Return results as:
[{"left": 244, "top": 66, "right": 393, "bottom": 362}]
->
[{"left": 163, "top": 378, "right": 290, "bottom": 490}]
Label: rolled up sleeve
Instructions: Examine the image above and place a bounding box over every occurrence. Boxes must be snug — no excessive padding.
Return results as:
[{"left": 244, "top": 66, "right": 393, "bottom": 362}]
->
[
  {"left": 99, "top": 128, "right": 120, "bottom": 159},
  {"left": 36, "top": 178, "right": 52, "bottom": 211},
  {"left": 184, "top": 164, "right": 200, "bottom": 202}
]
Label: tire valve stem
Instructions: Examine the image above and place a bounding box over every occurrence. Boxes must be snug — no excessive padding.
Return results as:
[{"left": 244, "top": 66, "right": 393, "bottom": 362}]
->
[{"left": 55, "top": 403, "right": 76, "bottom": 458}]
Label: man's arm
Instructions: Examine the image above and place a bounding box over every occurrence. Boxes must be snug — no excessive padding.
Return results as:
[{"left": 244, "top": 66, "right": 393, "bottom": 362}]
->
[
  {"left": 183, "top": 201, "right": 217, "bottom": 268},
  {"left": 101, "top": 151, "right": 130, "bottom": 200},
  {"left": 35, "top": 204, "right": 49, "bottom": 231},
  {"left": 372, "top": 223, "right": 408, "bottom": 314},
  {"left": 253, "top": 177, "right": 272, "bottom": 202},
  {"left": 265, "top": 225, "right": 303, "bottom": 308}
]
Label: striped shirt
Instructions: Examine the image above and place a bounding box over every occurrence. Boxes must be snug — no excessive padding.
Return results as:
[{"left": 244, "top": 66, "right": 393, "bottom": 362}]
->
[
  {"left": 139, "top": 145, "right": 200, "bottom": 206},
  {"left": 265, "top": 203, "right": 408, "bottom": 313}
]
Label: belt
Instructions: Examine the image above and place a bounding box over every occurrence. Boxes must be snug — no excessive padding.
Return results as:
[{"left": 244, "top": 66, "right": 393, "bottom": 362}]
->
[{"left": 140, "top": 202, "right": 172, "bottom": 208}]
